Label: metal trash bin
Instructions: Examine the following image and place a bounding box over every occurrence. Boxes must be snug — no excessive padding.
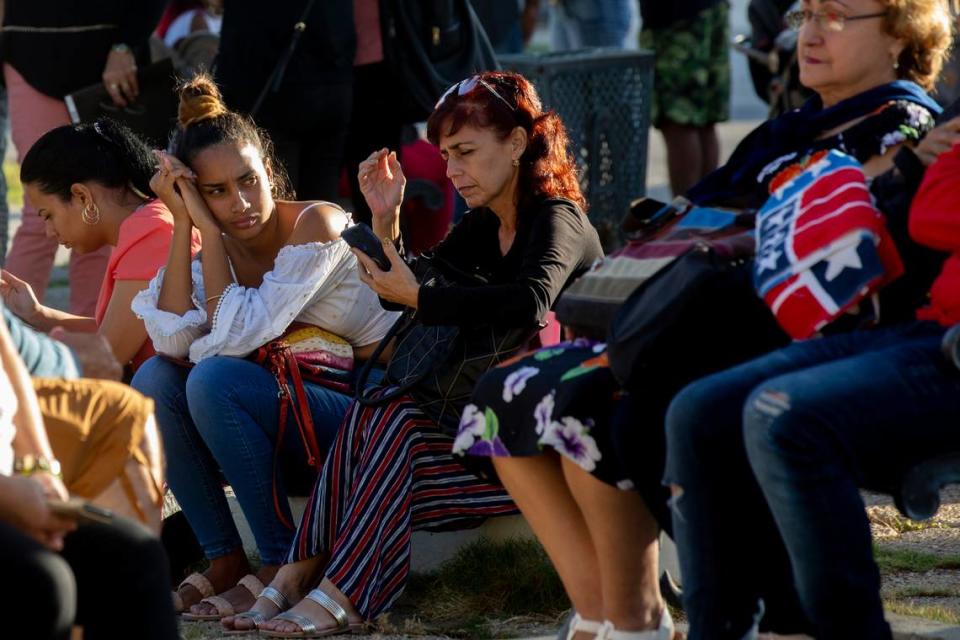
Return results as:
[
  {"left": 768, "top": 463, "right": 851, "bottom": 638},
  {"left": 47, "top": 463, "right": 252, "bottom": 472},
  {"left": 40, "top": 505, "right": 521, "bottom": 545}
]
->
[{"left": 500, "top": 48, "right": 654, "bottom": 250}]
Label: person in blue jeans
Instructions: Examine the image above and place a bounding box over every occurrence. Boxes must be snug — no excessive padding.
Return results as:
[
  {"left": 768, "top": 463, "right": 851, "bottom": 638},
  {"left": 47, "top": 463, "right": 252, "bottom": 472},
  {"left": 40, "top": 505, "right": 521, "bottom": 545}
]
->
[
  {"left": 664, "top": 131, "right": 960, "bottom": 639},
  {"left": 665, "top": 322, "right": 960, "bottom": 639},
  {"left": 130, "top": 74, "right": 397, "bottom": 621},
  {"left": 551, "top": 0, "right": 632, "bottom": 49}
]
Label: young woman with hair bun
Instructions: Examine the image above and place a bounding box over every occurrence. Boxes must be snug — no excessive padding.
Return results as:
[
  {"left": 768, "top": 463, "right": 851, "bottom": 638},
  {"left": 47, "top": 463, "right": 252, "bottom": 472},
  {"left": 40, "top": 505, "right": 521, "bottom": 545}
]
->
[
  {"left": 129, "top": 74, "right": 398, "bottom": 621},
  {"left": 0, "top": 119, "right": 202, "bottom": 372},
  {"left": 242, "top": 71, "right": 604, "bottom": 637}
]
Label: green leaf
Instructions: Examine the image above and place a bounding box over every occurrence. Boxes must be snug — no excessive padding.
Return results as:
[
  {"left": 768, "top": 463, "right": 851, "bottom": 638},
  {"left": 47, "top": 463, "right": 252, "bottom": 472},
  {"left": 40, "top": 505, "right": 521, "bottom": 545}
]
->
[
  {"left": 533, "top": 348, "right": 565, "bottom": 361},
  {"left": 560, "top": 365, "right": 595, "bottom": 382},
  {"left": 484, "top": 407, "right": 500, "bottom": 441}
]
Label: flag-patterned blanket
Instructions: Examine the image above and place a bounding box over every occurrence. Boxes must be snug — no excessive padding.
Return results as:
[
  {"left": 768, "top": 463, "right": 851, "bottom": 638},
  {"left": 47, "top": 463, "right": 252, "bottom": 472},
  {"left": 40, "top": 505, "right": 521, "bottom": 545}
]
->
[{"left": 754, "top": 150, "right": 903, "bottom": 339}]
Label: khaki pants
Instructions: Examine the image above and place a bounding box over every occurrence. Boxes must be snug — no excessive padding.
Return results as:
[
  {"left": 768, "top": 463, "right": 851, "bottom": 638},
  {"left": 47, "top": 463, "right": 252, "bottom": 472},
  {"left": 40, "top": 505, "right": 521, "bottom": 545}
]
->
[{"left": 33, "top": 378, "right": 165, "bottom": 535}]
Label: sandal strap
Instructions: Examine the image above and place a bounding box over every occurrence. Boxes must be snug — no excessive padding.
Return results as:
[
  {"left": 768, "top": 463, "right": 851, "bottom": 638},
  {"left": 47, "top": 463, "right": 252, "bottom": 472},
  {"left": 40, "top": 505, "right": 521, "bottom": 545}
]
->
[
  {"left": 304, "top": 588, "right": 348, "bottom": 629},
  {"left": 259, "top": 586, "right": 290, "bottom": 612},
  {"left": 238, "top": 574, "right": 266, "bottom": 599},
  {"left": 597, "top": 608, "right": 674, "bottom": 640},
  {"left": 272, "top": 611, "right": 317, "bottom": 634},
  {"left": 232, "top": 610, "right": 268, "bottom": 624},
  {"left": 179, "top": 572, "right": 215, "bottom": 599},
  {"left": 567, "top": 612, "right": 604, "bottom": 640},
  {"left": 201, "top": 595, "right": 235, "bottom": 617}
]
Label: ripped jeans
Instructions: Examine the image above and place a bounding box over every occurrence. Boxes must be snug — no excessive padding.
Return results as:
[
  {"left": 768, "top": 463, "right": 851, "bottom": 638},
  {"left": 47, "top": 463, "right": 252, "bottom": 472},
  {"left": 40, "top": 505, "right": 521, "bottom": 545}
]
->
[{"left": 663, "top": 320, "right": 960, "bottom": 640}]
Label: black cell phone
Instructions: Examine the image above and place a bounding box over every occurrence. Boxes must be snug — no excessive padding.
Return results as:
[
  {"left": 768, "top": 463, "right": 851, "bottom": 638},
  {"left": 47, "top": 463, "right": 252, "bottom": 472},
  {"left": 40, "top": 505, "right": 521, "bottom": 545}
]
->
[{"left": 342, "top": 223, "right": 391, "bottom": 271}]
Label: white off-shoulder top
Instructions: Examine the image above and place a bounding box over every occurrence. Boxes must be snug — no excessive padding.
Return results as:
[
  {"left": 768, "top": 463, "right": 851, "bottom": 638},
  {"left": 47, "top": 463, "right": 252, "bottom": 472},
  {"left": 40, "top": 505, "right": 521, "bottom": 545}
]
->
[{"left": 132, "top": 236, "right": 399, "bottom": 363}]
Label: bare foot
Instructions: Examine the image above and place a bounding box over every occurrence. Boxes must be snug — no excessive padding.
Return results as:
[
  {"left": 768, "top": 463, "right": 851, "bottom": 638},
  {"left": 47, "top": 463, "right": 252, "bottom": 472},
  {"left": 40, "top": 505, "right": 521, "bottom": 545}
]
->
[
  {"left": 222, "top": 557, "right": 326, "bottom": 633},
  {"left": 188, "top": 564, "right": 279, "bottom": 618},
  {"left": 258, "top": 577, "right": 364, "bottom": 635}
]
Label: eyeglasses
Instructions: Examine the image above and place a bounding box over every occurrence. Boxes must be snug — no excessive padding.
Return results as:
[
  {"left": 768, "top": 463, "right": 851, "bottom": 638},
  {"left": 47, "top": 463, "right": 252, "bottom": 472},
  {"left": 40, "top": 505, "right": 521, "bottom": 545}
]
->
[
  {"left": 785, "top": 8, "right": 887, "bottom": 32},
  {"left": 435, "top": 75, "right": 516, "bottom": 112}
]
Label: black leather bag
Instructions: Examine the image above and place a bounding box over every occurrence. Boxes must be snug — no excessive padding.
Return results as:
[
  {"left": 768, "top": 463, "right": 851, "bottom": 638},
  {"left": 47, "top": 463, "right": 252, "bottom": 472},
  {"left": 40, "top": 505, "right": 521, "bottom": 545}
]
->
[
  {"left": 607, "top": 245, "right": 789, "bottom": 391},
  {"left": 356, "top": 255, "right": 536, "bottom": 435},
  {"left": 380, "top": 0, "right": 500, "bottom": 122}
]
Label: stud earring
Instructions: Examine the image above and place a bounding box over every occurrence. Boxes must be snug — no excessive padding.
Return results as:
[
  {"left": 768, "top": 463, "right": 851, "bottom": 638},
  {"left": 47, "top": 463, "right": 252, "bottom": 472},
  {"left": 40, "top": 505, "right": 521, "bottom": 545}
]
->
[
  {"left": 512, "top": 158, "right": 520, "bottom": 167},
  {"left": 81, "top": 202, "right": 101, "bottom": 225},
  {"left": 893, "top": 58, "right": 900, "bottom": 71}
]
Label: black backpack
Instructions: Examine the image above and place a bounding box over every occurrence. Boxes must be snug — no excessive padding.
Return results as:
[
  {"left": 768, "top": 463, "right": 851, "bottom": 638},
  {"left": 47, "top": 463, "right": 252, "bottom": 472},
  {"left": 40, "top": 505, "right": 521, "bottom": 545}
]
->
[{"left": 380, "top": 0, "right": 500, "bottom": 123}]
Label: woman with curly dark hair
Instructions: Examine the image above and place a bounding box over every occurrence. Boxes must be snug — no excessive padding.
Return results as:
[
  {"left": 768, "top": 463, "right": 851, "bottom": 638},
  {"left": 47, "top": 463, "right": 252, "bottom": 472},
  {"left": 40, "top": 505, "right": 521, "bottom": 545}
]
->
[{"left": 225, "top": 71, "right": 603, "bottom": 636}]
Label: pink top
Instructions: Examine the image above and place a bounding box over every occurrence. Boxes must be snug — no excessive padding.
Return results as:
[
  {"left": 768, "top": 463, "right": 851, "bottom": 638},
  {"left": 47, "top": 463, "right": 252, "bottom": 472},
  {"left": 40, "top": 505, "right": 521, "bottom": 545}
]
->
[
  {"left": 353, "top": 0, "right": 384, "bottom": 66},
  {"left": 95, "top": 200, "right": 202, "bottom": 370}
]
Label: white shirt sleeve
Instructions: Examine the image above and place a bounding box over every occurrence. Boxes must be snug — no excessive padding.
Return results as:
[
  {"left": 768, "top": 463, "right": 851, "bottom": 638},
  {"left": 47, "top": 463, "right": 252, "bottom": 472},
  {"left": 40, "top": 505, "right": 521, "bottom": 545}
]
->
[
  {"left": 131, "top": 259, "right": 208, "bottom": 359},
  {"left": 186, "top": 239, "right": 354, "bottom": 362}
]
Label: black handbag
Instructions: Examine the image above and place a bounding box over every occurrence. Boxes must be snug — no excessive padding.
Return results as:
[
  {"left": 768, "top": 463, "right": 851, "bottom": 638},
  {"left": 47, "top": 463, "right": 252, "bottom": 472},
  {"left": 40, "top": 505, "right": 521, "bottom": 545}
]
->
[
  {"left": 380, "top": 0, "right": 500, "bottom": 122},
  {"left": 64, "top": 58, "right": 179, "bottom": 148},
  {"left": 355, "top": 254, "right": 536, "bottom": 436},
  {"left": 606, "top": 244, "right": 789, "bottom": 391}
]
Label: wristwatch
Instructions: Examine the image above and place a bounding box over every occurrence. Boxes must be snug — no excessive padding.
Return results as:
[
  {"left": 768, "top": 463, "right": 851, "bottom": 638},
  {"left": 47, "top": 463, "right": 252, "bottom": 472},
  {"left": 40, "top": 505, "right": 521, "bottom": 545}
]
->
[
  {"left": 110, "top": 43, "right": 132, "bottom": 56},
  {"left": 14, "top": 454, "right": 62, "bottom": 479}
]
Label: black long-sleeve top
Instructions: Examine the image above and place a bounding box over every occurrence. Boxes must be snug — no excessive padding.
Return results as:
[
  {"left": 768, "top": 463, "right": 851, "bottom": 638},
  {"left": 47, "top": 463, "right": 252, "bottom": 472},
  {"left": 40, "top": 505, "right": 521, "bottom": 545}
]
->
[
  {"left": 1, "top": 0, "right": 166, "bottom": 99},
  {"left": 404, "top": 198, "right": 603, "bottom": 329}
]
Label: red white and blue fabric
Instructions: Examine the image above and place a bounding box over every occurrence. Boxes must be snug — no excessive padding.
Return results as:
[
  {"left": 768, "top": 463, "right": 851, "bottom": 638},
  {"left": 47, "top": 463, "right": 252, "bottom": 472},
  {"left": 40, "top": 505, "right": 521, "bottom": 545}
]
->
[{"left": 753, "top": 150, "right": 903, "bottom": 339}]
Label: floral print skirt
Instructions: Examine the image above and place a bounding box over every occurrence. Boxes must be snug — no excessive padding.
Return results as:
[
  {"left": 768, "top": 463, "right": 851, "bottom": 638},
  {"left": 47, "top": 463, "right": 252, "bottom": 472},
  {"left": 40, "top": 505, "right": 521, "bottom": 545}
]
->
[{"left": 453, "top": 339, "right": 633, "bottom": 488}]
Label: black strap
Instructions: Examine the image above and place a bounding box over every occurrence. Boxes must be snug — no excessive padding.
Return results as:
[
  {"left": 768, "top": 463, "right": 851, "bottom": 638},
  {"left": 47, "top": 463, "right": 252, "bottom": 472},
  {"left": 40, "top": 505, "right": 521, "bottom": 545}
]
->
[
  {"left": 353, "top": 310, "right": 418, "bottom": 406},
  {"left": 249, "top": 0, "right": 318, "bottom": 117}
]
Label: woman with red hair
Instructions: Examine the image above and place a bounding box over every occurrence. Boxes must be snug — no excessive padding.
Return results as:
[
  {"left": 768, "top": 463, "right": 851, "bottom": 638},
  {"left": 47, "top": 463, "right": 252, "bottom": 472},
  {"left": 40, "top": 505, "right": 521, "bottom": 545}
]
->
[{"left": 224, "top": 71, "right": 603, "bottom": 635}]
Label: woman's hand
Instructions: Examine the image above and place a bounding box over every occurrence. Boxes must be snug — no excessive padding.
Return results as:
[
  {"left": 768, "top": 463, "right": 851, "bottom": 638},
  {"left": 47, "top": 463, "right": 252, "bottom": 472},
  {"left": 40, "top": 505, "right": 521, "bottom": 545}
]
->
[
  {"left": 177, "top": 177, "right": 221, "bottom": 236},
  {"left": 101, "top": 45, "right": 139, "bottom": 107},
  {"left": 0, "top": 270, "right": 43, "bottom": 326},
  {"left": 0, "top": 475, "right": 76, "bottom": 551},
  {"left": 914, "top": 116, "right": 960, "bottom": 167},
  {"left": 150, "top": 151, "right": 196, "bottom": 227},
  {"left": 358, "top": 149, "right": 406, "bottom": 225},
  {"left": 353, "top": 240, "right": 420, "bottom": 308}
]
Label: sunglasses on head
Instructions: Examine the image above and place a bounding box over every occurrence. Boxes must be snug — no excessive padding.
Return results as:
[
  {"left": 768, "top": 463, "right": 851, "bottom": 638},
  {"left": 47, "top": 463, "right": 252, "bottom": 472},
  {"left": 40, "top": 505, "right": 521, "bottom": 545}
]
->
[{"left": 435, "top": 75, "right": 516, "bottom": 111}]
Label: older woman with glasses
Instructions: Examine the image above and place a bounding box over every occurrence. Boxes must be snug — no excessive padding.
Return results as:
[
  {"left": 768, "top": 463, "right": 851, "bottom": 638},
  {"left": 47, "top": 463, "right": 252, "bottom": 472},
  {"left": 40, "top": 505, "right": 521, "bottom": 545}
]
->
[
  {"left": 686, "top": 0, "right": 948, "bottom": 209},
  {"left": 220, "top": 71, "right": 604, "bottom": 636}
]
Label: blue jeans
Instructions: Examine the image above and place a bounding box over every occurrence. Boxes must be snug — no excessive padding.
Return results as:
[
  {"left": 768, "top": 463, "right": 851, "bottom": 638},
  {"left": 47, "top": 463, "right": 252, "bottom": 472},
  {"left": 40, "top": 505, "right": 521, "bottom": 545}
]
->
[
  {"left": 664, "top": 321, "right": 960, "bottom": 640},
  {"left": 132, "top": 356, "right": 352, "bottom": 565},
  {"left": 551, "top": 0, "right": 632, "bottom": 49}
]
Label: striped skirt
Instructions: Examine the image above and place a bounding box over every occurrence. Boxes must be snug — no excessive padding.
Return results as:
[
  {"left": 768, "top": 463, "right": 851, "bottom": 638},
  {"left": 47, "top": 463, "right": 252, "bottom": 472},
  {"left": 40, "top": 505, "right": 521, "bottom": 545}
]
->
[{"left": 288, "top": 390, "right": 518, "bottom": 618}]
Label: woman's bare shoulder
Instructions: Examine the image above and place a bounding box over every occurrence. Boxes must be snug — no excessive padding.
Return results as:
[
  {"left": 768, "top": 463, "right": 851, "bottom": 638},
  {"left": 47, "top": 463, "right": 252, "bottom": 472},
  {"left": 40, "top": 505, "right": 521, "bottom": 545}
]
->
[{"left": 278, "top": 200, "right": 350, "bottom": 244}]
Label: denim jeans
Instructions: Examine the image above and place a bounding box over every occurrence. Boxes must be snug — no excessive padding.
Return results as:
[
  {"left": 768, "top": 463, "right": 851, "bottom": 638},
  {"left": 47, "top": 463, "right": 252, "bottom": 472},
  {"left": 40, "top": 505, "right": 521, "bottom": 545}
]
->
[
  {"left": 132, "top": 356, "right": 353, "bottom": 565},
  {"left": 551, "top": 0, "right": 632, "bottom": 49},
  {"left": 664, "top": 321, "right": 960, "bottom": 640}
]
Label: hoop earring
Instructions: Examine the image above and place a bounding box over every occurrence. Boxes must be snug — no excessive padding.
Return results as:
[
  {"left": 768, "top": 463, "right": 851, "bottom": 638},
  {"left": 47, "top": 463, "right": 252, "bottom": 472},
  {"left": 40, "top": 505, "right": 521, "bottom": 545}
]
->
[{"left": 81, "top": 202, "right": 101, "bottom": 225}]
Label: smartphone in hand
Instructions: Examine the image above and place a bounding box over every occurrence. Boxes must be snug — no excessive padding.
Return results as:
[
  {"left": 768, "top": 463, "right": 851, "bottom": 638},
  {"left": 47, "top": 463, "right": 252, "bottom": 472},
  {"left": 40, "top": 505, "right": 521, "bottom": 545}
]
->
[
  {"left": 342, "top": 223, "right": 392, "bottom": 272},
  {"left": 48, "top": 499, "right": 114, "bottom": 525}
]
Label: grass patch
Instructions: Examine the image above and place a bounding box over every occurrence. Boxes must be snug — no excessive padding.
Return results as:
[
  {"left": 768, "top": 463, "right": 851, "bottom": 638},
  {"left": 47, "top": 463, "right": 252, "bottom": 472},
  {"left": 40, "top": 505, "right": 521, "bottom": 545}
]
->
[
  {"left": 868, "top": 510, "right": 946, "bottom": 534},
  {"left": 384, "top": 537, "right": 568, "bottom": 638},
  {"left": 889, "top": 586, "right": 960, "bottom": 598},
  {"left": 4, "top": 160, "right": 22, "bottom": 212},
  {"left": 885, "top": 600, "right": 960, "bottom": 626},
  {"left": 874, "top": 545, "right": 960, "bottom": 573}
]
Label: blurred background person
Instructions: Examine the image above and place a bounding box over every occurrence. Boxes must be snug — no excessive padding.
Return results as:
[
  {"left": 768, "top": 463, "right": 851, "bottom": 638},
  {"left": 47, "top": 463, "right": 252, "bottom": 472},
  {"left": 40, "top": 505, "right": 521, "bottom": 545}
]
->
[
  {"left": 639, "top": 0, "right": 731, "bottom": 196},
  {"left": 215, "top": 1, "right": 354, "bottom": 201},
  {"left": 551, "top": 0, "right": 633, "bottom": 49},
  {"left": 0, "top": 0, "right": 165, "bottom": 315}
]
